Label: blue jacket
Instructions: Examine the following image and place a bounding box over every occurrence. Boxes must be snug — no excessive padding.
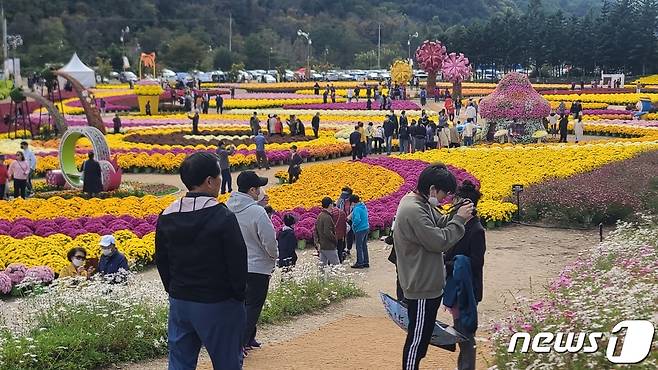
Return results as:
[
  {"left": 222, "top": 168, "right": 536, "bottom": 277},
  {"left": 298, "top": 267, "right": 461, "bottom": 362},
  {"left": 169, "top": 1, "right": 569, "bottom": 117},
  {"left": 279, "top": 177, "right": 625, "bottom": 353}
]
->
[
  {"left": 351, "top": 202, "right": 369, "bottom": 233},
  {"left": 254, "top": 135, "right": 267, "bottom": 152},
  {"left": 99, "top": 251, "right": 129, "bottom": 275},
  {"left": 443, "top": 255, "right": 478, "bottom": 334}
]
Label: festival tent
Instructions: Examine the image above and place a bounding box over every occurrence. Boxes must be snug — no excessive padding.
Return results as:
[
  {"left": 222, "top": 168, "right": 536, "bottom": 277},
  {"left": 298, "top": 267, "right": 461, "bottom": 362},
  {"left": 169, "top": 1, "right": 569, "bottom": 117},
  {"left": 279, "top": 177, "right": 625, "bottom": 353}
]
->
[{"left": 58, "top": 53, "right": 96, "bottom": 88}]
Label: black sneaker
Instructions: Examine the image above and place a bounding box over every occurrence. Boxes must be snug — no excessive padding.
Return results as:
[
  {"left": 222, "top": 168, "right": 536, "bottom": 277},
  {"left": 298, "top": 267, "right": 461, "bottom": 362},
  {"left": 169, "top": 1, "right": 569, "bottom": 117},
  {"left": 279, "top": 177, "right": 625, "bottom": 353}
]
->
[
  {"left": 363, "top": 264, "right": 370, "bottom": 268},
  {"left": 351, "top": 264, "right": 364, "bottom": 269}
]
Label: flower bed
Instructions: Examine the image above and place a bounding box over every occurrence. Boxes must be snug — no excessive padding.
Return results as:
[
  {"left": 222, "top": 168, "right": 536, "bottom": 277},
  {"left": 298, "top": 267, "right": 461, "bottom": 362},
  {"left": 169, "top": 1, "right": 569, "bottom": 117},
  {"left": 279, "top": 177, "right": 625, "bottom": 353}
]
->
[
  {"left": 544, "top": 92, "right": 658, "bottom": 104},
  {"left": 282, "top": 100, "right": 421, "bottom": 110},
  {"left": 123, "top": 130, "right": 318, "bottom": 147},
  {"left": 490, "top": 215, "right": 658, "bottom": 369},
  {"left": 402, "top": 140, "right": 658, "bottom": 222},
  {"left": 520, "top": 150, "right": 658, "bottom": 226},
  {"left": 266, "top": 157, "right": 479, "bottom": 240}
]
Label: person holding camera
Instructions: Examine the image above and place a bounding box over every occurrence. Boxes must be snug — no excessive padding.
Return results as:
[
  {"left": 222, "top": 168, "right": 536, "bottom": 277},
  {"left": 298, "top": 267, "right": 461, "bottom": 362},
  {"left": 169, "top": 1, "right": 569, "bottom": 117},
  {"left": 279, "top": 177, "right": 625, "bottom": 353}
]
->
[
  {"left": 443, "top": 180, "right": 486, "bottom": 370},
  {"left": 393, "top": 163, "right": 474, "bottom": 370}
]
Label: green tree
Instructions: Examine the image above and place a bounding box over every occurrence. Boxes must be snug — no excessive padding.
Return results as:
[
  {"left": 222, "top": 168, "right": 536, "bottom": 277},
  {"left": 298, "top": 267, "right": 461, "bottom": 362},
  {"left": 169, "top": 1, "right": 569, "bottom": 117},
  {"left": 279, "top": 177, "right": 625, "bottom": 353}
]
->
[
  {"left": 213, "top": 47, "right": 234, "bottom": 70},
  {"left": 243, "top": 34, "right": 268, "bottom": 69},
  {"left": 162, "top": 34, "right": 205, "bottom": 71},
  {"left": 95, "top": 57, "right": 112, "bottom": 80}
]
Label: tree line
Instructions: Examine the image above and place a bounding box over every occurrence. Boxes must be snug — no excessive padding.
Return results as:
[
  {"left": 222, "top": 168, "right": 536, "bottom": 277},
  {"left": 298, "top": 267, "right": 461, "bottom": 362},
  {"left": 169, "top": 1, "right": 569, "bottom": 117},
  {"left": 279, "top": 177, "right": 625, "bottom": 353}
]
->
[{"left": 4, "top": 0, "right": 655, "bottom": 77}]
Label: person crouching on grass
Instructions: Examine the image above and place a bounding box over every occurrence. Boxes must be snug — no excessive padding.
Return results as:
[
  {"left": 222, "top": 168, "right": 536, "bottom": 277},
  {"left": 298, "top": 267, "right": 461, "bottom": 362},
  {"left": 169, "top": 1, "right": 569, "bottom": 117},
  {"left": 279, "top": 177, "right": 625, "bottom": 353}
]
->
[
  {"left": 155, "top": 152, "right": 248, "bottom": 370},
  {"left": 393, "top": 163, "right": 474, "bottom": 370}
]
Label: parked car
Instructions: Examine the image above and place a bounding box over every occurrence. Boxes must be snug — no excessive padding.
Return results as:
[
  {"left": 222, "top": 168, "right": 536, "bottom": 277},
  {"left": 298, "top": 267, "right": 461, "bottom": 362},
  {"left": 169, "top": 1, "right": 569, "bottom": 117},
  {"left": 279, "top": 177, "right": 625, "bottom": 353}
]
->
[{"left": 119, "top": 71, "right": 138, "bottom": 83}]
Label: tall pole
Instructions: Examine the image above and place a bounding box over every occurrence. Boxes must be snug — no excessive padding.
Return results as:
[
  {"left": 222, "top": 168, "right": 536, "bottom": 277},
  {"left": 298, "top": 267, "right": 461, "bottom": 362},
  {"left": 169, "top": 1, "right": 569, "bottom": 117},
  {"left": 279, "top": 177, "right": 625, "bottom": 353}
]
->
[
  {"left": 407, "top": 40, "right": 410, "bottom": 63},
  {"left": 2, "top": 7, "right": 6, "bottom": 75},
  {"left": 228, "top": 13, "right": 232, "bottom": 52},
  {"left": 306, "top": 39, "right": 310, "bottom": 80},
  {"left": 377, "top": 23, "right": 381, "bottom": 69}
]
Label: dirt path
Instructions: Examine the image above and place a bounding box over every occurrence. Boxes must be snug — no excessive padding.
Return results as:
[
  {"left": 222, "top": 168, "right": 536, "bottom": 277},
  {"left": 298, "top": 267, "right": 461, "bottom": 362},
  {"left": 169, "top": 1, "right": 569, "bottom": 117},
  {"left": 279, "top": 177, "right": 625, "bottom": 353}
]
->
[{"left": 120, "top": 224, "right": 599, "bottom": 370}]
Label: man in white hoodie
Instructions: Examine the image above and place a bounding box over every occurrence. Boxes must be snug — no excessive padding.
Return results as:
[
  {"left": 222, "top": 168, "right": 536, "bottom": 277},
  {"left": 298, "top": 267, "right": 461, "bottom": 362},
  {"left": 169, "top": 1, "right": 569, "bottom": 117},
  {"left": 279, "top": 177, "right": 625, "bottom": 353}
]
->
[{"left": 226, "top": 170, "right": 278, "bottom": 352}]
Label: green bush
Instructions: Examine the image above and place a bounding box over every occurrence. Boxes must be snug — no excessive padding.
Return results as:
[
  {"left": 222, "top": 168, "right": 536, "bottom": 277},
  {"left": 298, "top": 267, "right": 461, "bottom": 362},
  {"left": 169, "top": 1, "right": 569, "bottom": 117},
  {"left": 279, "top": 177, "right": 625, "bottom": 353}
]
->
[{"left": 0, "top": 301, "right": 168, "bottom": 370}]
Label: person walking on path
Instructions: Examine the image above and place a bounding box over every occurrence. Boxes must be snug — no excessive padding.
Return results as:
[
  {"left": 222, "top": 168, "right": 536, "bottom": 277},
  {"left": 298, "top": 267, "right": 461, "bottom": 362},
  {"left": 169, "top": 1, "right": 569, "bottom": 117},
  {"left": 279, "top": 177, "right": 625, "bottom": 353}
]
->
[
  {"left": 81, "top": 152, "right": 103, "bottom": 197},
  {"left": 156, "top": 152, "right": 248, "bottom": 370},
  {"left": 349, "top": 126, "right": 361, "bottom": 160},
  {"left": 20, "top": 141, "right": 36, "bottom": 196},
  {"left": 215, "top": 141, "right": 235, "bottom": 194},
  {"left": 394, "top": 163, "right": 474, "bottom": 370},
  {"left": 188, "top": 109, "right": 200, "bottom": 135},
  {"left": 226, "top": 171, "right": 278, "bottom": 353},
  {"left": 384, "top": 116, "right": 395, "bottom": 155},
  {"left": 215, "top": 94, "right": 224, "bottom": 114},
  {"left": 574, "top": 115, "right": 584, "bottom": 143},
  {"left": 254, "top": 131, "right": 270, "bottom": 170},
  {"left": 287, "top": 145, "right": 303, "bottom": 184},
  {"left": 8, "top": 151, "right": 29, "bottom": 199},
  {"left": 331, "top": 201, "right": 348, "bottom": 262},
  {"left": 0, "top": 154, "right": 8, "bottom": 200},
  {"left": 276, "top": 214, "right": 298, "bottom": 268},
  {"left": 249, "top": 112, "right": 261, "bottom": 136},
  {"left": 311, "top": 112, "right": 321, "bottom": 138},
  {"left": 314, "top": 197, "right": 340, "bottom": 266},
  {"left": 559, "top": 114, "right": 569, "bottom": 143},
  {"left": 348, "top": 194, "right": 370, "bottom": 269}
]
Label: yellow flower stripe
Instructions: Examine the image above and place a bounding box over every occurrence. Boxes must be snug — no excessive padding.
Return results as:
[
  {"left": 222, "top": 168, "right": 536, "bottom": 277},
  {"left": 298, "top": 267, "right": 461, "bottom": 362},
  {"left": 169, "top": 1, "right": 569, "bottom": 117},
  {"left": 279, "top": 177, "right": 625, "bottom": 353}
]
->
[
  {"left": 265, "top": 161, "right": 405, "bottom": 211},
  {"left": 0, "top": 195, "right": 175, "bottom": 221},
  {"left": 95, "top": 84, "right": 131, "bottom": 90},
  {"left": 549, "top": 101, "right": 608, "bottom": 110},
  {"left": 544, "top": 93, "right": 658, "bottom": 105},
  {"left": 401, "top": 140, "right": 658, "bottom": 221},
  {"left": 0, "top": 231, "right": 155, "bottom": 272}
]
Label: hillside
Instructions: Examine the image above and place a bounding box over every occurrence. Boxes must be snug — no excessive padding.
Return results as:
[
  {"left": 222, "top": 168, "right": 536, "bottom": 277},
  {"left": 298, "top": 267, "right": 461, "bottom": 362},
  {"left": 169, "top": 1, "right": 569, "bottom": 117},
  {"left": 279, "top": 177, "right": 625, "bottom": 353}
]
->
[{"left": 3, "top": 0, "right": 605, "bottom": 72}]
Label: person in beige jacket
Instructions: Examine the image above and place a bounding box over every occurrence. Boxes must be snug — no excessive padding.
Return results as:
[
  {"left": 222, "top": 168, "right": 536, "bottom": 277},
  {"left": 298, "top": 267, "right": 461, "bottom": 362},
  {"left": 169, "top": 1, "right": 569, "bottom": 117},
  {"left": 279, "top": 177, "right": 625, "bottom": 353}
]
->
[{"left": 393, "top": 163, "right": 474, "bottom": 370}]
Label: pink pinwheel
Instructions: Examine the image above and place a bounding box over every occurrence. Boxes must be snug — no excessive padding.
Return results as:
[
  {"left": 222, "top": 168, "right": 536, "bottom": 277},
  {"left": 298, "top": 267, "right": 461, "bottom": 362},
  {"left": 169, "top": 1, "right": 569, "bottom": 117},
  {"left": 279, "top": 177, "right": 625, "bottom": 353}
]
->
[
  {"left": 415, "top": 40, "right": 447, "bottom": 91},
  {"left": 442, "top": 53, "right": 471, "bottom": 83}
]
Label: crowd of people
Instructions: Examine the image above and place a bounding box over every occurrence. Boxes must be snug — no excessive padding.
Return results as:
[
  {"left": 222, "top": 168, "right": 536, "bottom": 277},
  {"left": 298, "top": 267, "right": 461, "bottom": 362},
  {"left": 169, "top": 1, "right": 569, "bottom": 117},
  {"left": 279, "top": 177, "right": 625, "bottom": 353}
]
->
[
  {"left": 0, "top": 141, "right": 37, "bottom": 200},
  {"left": 149, "top": 149, "right": 486, "bottom": 370}
]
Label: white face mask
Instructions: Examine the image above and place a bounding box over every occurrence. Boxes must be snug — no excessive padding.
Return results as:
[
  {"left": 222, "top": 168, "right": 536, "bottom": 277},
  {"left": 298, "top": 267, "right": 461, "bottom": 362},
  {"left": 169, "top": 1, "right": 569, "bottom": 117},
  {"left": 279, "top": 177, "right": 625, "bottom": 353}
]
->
[
  {"left": 101, "top": 248, "right": 113, "bottom": 256},
  {"left": 428, "top": 196, "right": 439, "bottom": 207},
  {"left": 72, "top": 259, "right": 85, "bottom": 267}
]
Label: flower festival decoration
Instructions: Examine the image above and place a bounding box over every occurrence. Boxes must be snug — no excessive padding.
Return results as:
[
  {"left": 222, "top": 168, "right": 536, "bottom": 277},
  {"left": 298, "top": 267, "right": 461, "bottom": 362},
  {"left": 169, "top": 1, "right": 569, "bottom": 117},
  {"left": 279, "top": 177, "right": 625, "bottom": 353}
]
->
[
  {"left": 390, "top": 59, "right": 413, "bottom": 86},
  {"left": 441, "top": 52, "right": 472, "bottom": 100},
  {"left": 414, "top": 40, "right": 447, "bottom": 91},
  {"left": 478, "top": 72, "right": 551, "bottom": 143}
]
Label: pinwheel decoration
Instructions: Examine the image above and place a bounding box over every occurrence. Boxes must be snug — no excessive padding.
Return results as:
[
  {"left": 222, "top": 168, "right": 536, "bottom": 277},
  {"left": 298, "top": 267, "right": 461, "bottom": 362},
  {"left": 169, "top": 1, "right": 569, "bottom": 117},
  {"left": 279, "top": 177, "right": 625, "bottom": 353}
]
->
[
  {"left": 414, "top": 40, "right": 447, "bottom": 90},
  {"left": 390, "top": 60, "right": 413, "bottom": 86},
  {"left": 442, "top": 53, "right": 471, "bottom": 83}
]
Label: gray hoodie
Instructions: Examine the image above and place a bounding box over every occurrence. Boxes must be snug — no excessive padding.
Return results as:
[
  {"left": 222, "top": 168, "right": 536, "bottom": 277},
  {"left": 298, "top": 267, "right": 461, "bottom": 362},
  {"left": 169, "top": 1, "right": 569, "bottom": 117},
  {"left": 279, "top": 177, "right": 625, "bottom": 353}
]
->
[
  {"left": 393, "top": 192, "right": 466, "bottom": 300},
  {"left": 226, "top": 191, "right": 278, "bottom": 275}
]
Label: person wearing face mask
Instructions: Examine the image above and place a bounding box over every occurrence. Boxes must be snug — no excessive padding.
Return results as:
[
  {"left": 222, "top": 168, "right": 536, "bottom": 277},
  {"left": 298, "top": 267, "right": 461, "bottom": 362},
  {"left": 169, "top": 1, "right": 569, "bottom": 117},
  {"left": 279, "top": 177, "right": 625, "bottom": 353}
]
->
[
  {"left": 98, "top": 235, "right": 129, "bottom": 277},
  {"left": 226, "top": 170, "right": 278, "bottom": 354},
  {"left": 59, "top": 247, "right": 94, "bottom": 278},
  {"left": 156, "top": 152, "right": 248, "bottom": 369},
  {"left": 393, "top": 163, "right": 474, "bottom": 370}
]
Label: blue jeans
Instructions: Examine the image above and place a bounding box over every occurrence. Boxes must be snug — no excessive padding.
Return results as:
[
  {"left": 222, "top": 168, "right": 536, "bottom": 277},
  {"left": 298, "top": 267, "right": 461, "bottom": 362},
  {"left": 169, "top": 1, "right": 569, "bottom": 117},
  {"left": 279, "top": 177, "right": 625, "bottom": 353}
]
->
[
  {"left": 385, "top": 136, "right": 393, "bottom": 154},
  {"left": 168, "top": 297, "right": 245, "bottom": 370},
  {"left": 366, "top": 137, "right": 373, "bottom": 155},
  {"left": 399, "top": 138, "right": 408, "bottom": 153},
  {"left": 464, "top": 137, "right": 473, "bottom": 146},
  {"left": 354, "top": 229, "right": 369, "bottom": 266}
]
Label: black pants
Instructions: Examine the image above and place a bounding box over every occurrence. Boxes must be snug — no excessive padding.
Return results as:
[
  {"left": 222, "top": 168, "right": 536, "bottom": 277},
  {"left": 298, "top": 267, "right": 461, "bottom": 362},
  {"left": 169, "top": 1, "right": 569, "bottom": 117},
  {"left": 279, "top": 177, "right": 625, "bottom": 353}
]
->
[
  {"left": 359, "top": 142, "right": 366, "bottom": 158},
  {"left": 346, "top": 229, "right": 354, "bottom": 251},
  {"left": 288, "top": 167, "right": 300, "bottom": 184},
  {"left": 313, "top": 128, "right": 319, "bottom": 138},
  {"left": 220, "top": 168, "right": 232, "bottom": 194},
  {"left": 216, "top": 105, "right": 223, "bottom": 114},
  {"left": 402, "top": 296, "right": 442, "bottom": 370},
  {"left": 256, "top": 151, "right": 269, "bottom": 169},
  {"left": 13, "top": 179, "right": 27, "bottom": 199},
  {"left": 449, "top": 143, "right": 460, "bottom": 148},
  {"left": 559, "top": 132, "right": 568, "bottom": 143},
  {"left": 351, "top": 146, "right": 359, "bottom": 160},
  {"left": 336, "top": 239, "right": 346, "bottom": 263},
  {"left": 244, "top": 273, "right": 271, "bottom": 346},
  {"left": 0, "top": 183, "right": 5, "bottom": 200}
]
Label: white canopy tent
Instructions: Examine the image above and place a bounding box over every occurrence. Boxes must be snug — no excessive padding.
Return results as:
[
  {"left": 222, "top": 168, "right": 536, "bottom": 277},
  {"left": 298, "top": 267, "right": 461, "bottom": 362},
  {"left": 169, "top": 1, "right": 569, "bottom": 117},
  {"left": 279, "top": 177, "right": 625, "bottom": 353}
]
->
[{"left": 58, "top": 53, "right": 96, "bottom": 88}]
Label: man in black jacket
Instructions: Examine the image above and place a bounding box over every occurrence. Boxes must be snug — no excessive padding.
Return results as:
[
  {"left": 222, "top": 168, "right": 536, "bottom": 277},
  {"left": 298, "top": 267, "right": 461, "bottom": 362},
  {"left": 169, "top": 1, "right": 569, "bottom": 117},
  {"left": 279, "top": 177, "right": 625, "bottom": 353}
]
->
[
  {"left": 383, "top": 117, "right": 396, "bottom": 155},
  {"left": 156, "top": 152, "right": 248, "bottom": 370},
  {"left": 349, "top": 125, "right": 362, "bottom": 160}
]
